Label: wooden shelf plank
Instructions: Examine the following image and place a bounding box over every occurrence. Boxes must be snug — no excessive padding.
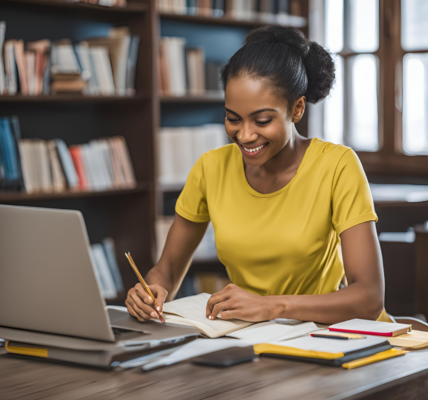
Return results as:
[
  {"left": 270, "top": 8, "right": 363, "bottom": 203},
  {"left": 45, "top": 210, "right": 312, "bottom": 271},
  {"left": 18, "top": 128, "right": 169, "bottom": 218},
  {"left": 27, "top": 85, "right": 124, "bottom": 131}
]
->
[
  {"left": 160, "top": 92, "right": 224, "bottom": 103},
  {"left": 4, "top": 0, "right": 147, "bottom": 13},
  {"left": 159, "top": 12, "right": 307, "bottom": 28},
  {"left": 0, "top": 94, "right": 149, "bottom": 103},
  {"left": 0, "top": 182, "right": 152, "bottom": 203}
]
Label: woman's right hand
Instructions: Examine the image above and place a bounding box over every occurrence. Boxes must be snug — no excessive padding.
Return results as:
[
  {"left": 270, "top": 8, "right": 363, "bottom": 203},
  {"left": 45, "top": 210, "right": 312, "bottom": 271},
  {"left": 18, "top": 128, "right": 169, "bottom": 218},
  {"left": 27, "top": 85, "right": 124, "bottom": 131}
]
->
[{"left": 125, "top": 283, "right": 168, "bottom": 322}]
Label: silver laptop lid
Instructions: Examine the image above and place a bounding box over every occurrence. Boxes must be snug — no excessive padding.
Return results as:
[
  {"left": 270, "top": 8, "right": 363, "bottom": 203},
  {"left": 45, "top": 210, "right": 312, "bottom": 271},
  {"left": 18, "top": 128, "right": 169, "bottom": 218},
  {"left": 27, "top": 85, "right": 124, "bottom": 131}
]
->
[{"left": 0, "top": 204, "right": 115, "bottom": 342}]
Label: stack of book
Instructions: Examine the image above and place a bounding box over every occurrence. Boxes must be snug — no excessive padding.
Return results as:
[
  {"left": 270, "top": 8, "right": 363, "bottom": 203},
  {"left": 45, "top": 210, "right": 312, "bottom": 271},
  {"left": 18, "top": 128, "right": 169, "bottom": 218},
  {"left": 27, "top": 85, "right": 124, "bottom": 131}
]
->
[
  {"left": 156, "top": 0, "right": 306, "bottom": 25},
  {"left": 90, "top": 237, "right": 125, "bottom": 300},
  {"left": 0, "top": 116, "right": 136, "bottom": 194},
  {"left": 158, "top": 38, "right": 223, "bottom": 96},
  {"left": 158, "top": 124, "right": 228, "bottom": 186},
  {"left": 0, "top": 22, "right": 140, "bottom": 97}
]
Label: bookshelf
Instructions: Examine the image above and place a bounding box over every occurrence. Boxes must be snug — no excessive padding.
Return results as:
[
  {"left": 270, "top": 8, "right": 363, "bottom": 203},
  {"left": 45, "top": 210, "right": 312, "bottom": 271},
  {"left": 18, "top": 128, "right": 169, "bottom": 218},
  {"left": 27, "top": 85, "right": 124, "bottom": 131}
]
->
[
  {"left": 0, "top": 0, "right": 311, "bottom": 302},
  {"left": 0, "top": 0, "right": 157, "bottom": 304}
]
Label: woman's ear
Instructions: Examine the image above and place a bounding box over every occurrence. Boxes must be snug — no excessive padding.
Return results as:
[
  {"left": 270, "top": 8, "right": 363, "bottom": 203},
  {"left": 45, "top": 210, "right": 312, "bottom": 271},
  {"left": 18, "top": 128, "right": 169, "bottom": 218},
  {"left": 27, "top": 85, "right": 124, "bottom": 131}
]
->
[{"left": 292, "top": 96, "right": 306, "bottom": 123}]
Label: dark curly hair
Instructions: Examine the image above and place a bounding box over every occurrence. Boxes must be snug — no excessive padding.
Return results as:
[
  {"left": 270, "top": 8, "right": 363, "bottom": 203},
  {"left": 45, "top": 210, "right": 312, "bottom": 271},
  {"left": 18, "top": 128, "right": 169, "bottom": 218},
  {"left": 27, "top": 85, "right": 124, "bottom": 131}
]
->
[{"left": 221, "top": 25, "right": 335, "bottom": 110}]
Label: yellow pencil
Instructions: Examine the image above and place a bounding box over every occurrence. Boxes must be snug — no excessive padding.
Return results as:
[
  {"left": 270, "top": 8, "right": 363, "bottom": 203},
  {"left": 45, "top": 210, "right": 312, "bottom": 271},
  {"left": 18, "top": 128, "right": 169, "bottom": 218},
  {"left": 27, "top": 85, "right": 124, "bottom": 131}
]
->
[{"left": 125, "top": 252, "right": 165, "bottom": 323}]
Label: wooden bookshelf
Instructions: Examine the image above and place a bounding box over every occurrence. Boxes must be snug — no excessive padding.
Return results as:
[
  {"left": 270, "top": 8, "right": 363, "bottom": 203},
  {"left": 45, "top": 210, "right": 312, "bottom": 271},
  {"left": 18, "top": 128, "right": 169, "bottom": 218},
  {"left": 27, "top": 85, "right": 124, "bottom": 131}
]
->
[
  {"left": 0, "top": 94, "right": 150, "bottom": 103},
  {"left": 0, "top": 0, "right": 157, "bottom": 302},
  {"left": 159, "top": 11, "right": 307, "bottom": 28},
  {"left": 4, "top": 0, "right": 148, "bottom": 13},
  {"left": 0, "top": 182, "right": 152, "bottom": 202}
]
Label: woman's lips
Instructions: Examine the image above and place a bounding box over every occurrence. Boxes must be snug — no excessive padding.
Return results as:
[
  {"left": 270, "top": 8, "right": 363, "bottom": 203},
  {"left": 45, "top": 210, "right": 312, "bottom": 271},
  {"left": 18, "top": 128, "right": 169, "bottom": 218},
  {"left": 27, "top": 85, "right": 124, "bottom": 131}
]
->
[{"left": 238, "top": 142, "right": 269, "bottom": 157}]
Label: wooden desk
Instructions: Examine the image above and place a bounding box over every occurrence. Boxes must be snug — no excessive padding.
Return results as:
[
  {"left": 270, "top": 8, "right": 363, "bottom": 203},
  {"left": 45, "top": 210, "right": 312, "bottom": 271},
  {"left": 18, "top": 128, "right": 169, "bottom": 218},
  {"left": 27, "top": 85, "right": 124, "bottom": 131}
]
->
[{"left": 1, "top": 348, "right": 428, "bottom": 400}]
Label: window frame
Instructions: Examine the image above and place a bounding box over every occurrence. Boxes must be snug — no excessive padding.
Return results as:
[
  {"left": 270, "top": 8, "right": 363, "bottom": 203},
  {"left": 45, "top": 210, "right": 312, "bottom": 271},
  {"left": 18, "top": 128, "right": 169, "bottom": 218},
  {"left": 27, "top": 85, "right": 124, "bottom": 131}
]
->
[{"left": 315, "top": 0, "right": 428, "bottom": 177}]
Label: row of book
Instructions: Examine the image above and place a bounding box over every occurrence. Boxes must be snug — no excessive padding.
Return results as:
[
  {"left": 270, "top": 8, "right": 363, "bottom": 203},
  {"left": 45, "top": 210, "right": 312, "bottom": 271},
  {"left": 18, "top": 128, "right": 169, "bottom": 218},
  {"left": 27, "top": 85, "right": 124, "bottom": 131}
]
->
[
  {"left": 75, "top": 0, "right": 128, "bottom": 7},
  {"left": 158, "top": 124, "right": 228, "bottom": 186},
  {"left": 0, "top": 116, "right": 136, "bottom": 193},
  {"left": 159, "top": 37, "right": 223, "bottom": 96},
  {"left": 90, "top": 237, "right": 125, "bottom": 300},
  {"left": 156, "top": 0, "right": 305, "bottom": 24},
  {"left": 0, "top": 22, "right": 139, "bottom": 97}
]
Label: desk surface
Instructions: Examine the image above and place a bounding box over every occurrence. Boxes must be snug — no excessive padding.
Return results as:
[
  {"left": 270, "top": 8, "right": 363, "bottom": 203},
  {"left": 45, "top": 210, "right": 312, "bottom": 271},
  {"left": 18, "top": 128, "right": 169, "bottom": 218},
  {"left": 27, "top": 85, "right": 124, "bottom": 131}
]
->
[{"left": 1, "top": 348, "right": 428, "bottom": 400}]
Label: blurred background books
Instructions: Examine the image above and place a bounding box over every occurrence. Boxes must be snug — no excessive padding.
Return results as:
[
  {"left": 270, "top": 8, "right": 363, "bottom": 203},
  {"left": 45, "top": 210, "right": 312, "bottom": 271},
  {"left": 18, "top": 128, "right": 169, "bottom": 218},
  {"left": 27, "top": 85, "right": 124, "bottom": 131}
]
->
[{"left": 0, "top": 22, "right": 139, "bottom": 97}]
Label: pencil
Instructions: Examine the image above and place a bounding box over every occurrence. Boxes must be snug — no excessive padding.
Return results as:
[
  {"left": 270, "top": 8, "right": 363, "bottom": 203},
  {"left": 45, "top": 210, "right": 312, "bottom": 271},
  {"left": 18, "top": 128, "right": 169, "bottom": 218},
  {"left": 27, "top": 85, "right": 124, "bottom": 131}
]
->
[{"left": 125, "top": 252, "right": 166, "bottom": 323}]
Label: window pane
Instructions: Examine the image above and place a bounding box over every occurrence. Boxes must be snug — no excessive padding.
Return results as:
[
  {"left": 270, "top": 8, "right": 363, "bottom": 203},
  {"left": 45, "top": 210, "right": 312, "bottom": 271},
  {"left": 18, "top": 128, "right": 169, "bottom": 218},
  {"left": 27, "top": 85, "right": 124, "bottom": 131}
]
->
[
  {"left": 325, "top": 0, "right": 343, "bottom": 53},
  {"left": 324, "top": 56, "right": 344, "bottom": 144},
  {"left": 403, "top": 54, "right": 428, "bottom": 155},
  {"left": 349, "top": 55, "right": 379, "bottom": 151},
  {"left": 348, "top": 0, "right": 379, "bottom": 52},
  {"left": 402, "top": 0, "right": 428, "bottom": 51}
]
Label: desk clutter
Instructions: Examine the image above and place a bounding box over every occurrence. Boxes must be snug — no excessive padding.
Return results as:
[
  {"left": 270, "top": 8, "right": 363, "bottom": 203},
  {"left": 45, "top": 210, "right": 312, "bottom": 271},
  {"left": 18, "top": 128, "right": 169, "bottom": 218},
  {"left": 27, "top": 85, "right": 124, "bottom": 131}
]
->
[
  {"left": 0, "top": 115, "right": 136, "bottom": 193},
  {"left": 0, "top": 21, "right": 139, "bottom": 97},
  {"left": 2, "top": 292, "right": 427, "bottom": 370}
]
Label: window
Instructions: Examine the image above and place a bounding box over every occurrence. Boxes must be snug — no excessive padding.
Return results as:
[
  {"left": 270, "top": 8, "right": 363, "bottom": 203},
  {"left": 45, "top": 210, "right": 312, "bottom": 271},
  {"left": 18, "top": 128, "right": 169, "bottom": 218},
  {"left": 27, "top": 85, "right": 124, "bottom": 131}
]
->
[
  {"left": 313, "top": 0, "right": 428, "bottom": 175},
  {"left": 401, "top": 0, "right": 428, "bottom": 155},
  {"left": 323, "top": 0, "right": 379, "bottom": 152}
]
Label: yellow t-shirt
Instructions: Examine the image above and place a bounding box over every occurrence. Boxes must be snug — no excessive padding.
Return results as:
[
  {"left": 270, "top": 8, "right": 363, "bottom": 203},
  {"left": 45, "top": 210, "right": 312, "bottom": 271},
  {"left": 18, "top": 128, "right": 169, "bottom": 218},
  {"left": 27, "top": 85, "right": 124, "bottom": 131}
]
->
[{"left": 176, "top": 138, "right": 378, "bottom": 297}]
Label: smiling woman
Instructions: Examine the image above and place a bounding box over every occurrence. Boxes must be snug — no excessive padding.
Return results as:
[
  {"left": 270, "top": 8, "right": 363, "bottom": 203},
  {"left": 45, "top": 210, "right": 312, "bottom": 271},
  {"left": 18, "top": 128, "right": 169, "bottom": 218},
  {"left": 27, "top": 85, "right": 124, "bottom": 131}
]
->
[{"left": 125, "top": 26, "right": 388, "bottom": 326}]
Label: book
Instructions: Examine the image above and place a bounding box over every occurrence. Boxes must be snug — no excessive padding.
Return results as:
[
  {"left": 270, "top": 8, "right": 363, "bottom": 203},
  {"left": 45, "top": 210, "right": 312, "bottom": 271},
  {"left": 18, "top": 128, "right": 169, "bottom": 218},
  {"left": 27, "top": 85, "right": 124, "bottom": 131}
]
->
[
  {"left": 0, "top": 117, "right": 24, "bottom": 190},
  {"left": 102, "top": 238, "right": 124, "bottom": 293},
  {"left": 86, "top": 28, "right": 130, "bottom": 96},
  {"left": 158, "top": 124, "right": 228, "bottom": 186},
  {"left": 54, "top": 139, "right": 80, "bottom": 189},
  {"left": 4, "top": 40, "right": 17, "bottom": 95},
  {"left": 14, "top": 40, "right": 29, "bottom": 96},
  {"left": 329, "top": 319, "right": 412, "bottom": 337},
  {"left": 91, "top": 243, "right": 117, "bottom": 299},
  {"left": 27, "top": 39, "right": 51, "bottom": 96},
  {"left": 126, "top": 36, "right": 140, "bottom": 96},
  {"left": 161, "top": 293, "right": 252, "bottom": 338},
  {"left": 253, "top": 335, "right": 394, "bottom": 367},
  {"left": 47, "top": 140, "right": 67, "bottom": 192},
  {"left": 186, "top": 47, "right": 205, "bottom": 95},
  {"left": 0, "top": 21, "right": 6, "bottom": 95},
  {"left": 69, "top": 145, "right": 88, "bottom": 189}
]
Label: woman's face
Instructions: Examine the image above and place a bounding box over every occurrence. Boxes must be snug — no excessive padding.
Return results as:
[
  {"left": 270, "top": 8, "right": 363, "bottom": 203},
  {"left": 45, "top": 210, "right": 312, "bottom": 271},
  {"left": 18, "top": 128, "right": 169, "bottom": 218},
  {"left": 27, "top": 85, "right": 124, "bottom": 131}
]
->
[{"left": 224, "top": 76, "right": 299, "bottom": 167}]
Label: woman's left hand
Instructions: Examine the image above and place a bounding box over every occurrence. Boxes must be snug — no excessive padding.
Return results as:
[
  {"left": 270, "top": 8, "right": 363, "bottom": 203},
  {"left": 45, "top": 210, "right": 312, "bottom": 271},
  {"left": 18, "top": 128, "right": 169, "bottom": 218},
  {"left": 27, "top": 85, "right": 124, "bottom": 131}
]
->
[{"left": 206, "top": 284, "right": 279, "bottom": 322}]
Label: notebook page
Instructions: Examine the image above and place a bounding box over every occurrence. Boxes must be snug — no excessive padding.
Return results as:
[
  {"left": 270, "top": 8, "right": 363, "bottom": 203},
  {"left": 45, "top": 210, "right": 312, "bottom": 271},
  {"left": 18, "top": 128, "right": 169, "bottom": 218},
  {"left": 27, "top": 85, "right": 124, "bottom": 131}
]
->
[
  {"left": 163, "top": 293, "right": 251, "bottom": 338},
  {"left": 329, "top": 319, "right": 411, "bottom": 334},
  {"left": 227, "top": 322, "right": 321, "bottom": 344},
  {"left": 268, "top": 334, "right": 388, "bottom": 353}
]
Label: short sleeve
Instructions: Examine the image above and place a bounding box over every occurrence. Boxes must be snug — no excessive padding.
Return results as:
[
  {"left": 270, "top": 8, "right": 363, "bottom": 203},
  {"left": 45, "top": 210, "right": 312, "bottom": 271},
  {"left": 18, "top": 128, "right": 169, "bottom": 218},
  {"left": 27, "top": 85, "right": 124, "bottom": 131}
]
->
[
  {"left": 332, "top": 149, "right": 378, "bottom": 235},
  {"left": 175, "top": 153, "right": 210, "bottom": 223}
]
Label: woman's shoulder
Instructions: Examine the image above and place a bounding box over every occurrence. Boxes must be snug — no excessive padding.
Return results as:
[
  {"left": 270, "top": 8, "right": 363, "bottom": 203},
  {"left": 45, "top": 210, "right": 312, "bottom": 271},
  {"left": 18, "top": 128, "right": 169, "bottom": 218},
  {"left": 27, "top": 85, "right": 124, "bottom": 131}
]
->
[
  {"left": 310, "top": 137, "right": 352, "bottom": 158},
  {"left": 200, "top": 143, "right": 239, "bottom": 166}
]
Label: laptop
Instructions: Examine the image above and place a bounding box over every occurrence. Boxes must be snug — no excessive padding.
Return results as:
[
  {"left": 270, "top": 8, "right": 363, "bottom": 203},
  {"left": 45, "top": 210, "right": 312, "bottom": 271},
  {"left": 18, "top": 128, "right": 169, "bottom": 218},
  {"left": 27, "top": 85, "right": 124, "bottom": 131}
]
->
[{"left": 0, "top": 204, "right": 199, "bottom": 348}]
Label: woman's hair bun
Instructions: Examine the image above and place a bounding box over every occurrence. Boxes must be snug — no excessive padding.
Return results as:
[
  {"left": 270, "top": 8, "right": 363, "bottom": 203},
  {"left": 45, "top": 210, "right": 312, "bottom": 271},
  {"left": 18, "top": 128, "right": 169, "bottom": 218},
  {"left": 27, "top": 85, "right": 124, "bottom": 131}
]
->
[
  {"left": 304, "top": 41, "right": 335, "bottom": 104},
  {"left": 245, "top": 25, "right": 310, "bottom": 59},
  {"left": 221, "top": 25, "right": 336, "bottom": 105}
]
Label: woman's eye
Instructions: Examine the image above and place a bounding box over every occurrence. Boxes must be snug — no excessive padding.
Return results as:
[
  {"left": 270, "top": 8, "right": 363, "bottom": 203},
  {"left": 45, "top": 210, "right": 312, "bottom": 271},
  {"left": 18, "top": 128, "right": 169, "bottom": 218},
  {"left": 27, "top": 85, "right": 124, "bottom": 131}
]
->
[
  {"left": 256, "top": 119, "right": 272, "bottom": 125},
  {"left": 227, "top": 118, "right": 240, "bottom": 122}
]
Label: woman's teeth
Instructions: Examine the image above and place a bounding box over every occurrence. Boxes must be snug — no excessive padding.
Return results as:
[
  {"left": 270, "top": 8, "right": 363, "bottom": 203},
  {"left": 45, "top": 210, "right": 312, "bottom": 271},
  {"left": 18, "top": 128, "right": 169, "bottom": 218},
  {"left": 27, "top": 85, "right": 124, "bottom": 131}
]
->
[{"left": 243, "top": 144, "right": 267, "bottom": 152}]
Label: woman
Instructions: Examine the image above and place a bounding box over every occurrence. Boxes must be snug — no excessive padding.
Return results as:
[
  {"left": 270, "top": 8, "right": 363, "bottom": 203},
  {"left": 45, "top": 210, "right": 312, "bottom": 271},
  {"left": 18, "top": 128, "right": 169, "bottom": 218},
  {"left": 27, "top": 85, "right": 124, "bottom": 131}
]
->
[{"left": 126, "top": 26, "right": 386, "bottom": 325}]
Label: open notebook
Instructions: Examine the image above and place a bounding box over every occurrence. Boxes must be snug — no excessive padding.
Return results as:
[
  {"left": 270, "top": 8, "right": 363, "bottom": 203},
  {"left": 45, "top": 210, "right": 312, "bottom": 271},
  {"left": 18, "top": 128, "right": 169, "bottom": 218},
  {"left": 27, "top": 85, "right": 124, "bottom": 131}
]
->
[{"left": 162, "top": 293, "right": 252, "bottom": 338}]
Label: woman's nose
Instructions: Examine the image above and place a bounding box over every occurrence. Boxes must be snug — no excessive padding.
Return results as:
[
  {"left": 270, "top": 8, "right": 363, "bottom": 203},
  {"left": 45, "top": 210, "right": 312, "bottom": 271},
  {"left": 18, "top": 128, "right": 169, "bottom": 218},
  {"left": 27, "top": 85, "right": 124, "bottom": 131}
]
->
[{"left": 237, "top": 123, "right": 258, "bottom": 144}]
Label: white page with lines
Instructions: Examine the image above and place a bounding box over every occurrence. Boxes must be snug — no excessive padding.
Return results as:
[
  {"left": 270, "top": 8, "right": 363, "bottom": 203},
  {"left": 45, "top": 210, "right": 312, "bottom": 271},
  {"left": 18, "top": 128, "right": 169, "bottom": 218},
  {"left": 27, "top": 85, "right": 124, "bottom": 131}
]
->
[{"left": 162, "top": 293, "right": 252, "bottom": 338}]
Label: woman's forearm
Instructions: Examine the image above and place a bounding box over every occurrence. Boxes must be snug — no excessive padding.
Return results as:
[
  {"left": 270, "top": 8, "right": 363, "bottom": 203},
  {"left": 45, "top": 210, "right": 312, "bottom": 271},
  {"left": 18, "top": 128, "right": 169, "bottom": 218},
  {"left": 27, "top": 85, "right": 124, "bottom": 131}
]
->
[{"left": 270, "top": 282, "right": 384, "bottom": 325}]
